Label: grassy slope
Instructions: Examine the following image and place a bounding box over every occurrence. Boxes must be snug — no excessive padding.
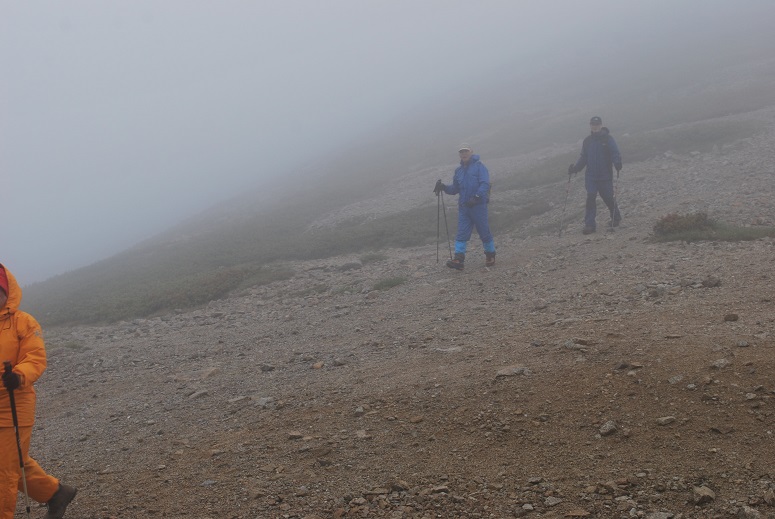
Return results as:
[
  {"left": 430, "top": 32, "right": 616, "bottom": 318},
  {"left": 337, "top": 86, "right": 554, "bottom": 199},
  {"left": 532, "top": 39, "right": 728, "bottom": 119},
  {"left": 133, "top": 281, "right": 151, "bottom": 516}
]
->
[{"left": 23, "top": 51, "right": 775, "bottom": 325}]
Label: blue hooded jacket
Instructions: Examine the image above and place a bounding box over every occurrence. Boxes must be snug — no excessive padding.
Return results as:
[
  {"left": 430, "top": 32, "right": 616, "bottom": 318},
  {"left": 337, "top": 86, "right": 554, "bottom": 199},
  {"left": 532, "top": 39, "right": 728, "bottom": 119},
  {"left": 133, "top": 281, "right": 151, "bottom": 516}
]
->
[
  {"left": 572, "top": 127, "right": 622, "bottom": 180},
  {"left": 443, "top": 154, "right": 491, "bottom": 206}
]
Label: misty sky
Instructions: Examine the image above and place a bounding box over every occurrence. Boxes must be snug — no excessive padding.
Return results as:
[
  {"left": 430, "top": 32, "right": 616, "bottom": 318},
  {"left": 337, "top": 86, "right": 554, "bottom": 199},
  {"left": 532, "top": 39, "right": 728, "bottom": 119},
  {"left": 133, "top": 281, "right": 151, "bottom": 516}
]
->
[{"left": 2, "top": 1, "right": 772, "bottom": 283}]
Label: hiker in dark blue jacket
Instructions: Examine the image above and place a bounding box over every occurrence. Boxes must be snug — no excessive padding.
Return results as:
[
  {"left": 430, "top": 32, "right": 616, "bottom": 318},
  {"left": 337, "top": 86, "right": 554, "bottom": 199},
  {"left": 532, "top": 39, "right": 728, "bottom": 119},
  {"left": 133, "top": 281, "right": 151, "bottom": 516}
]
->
[
  {"left": 433, "top": 143, "right": 496, "bottom": 269},
  {"left": 568, "top": 116, "right": 622, "bottom": 234}
]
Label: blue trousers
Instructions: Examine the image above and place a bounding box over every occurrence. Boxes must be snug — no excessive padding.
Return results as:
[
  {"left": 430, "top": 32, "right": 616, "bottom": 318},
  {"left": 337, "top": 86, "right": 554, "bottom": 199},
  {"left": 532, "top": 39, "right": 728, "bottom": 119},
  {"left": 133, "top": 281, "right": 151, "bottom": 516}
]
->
[
  {"left": 454, "top": 203, "right": 495, "bottom": 254},
  {"left": 585, "top": 177, "right": 620, "bottom": 229}
]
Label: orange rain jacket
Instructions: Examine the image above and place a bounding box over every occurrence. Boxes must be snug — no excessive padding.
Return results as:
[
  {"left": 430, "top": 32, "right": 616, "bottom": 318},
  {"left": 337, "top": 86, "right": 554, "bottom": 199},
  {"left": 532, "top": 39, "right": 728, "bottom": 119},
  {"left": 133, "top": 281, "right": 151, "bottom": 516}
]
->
[{"left": 0, "top": 265, "right": 47, "bottom": 427}]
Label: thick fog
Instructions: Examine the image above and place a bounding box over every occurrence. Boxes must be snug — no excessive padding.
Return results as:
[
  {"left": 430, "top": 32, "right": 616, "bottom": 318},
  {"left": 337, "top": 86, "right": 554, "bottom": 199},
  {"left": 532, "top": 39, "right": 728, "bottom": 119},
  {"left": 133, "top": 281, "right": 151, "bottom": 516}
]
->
[{"left": 2, "top": 1, "right": 773, "bottom": 283}]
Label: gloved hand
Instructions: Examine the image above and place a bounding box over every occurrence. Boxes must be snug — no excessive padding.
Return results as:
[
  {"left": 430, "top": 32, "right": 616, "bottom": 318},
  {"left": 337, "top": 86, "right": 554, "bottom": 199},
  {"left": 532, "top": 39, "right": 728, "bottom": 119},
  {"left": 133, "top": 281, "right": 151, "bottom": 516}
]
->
[
  {"left": 567, "top": 164, "right": 576, "bottom": 176},
  {"left": 465, "top": 195, "right": 482, "bottom": 207},
  {"left": 2, "top": 369, "right": 20, "bottom": 391},
  {"left": 433, "top": 180, "right": 445, "bottom": 195}
]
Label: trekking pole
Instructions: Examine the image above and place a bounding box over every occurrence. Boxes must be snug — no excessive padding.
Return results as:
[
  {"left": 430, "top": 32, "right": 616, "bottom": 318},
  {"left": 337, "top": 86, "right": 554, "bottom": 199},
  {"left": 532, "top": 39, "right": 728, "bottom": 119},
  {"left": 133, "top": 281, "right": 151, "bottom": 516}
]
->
[
  {"left": 441, "top": 191, "right": 453, "bottom": 260},
  {"left": 558, "top": 173, "right": 573, "bottom": 237},
  {"left": 4, "top": 362, "right": 31, "bottom": 519},
  {"left": 436, "top": 192, "right": 440, "bottom": 263},
  {"left": 610, "top": 170, "right": 620, "bottom": 231}
]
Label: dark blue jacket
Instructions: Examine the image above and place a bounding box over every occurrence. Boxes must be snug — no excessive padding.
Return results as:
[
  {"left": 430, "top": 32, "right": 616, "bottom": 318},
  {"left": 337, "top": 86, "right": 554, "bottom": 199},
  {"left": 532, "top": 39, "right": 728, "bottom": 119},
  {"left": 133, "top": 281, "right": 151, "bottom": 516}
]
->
[
  {"left": 443, "top": 154, "right": 491, "bottom": 206},
  {"left": 572, "top": 127, "right": 622, "bottom": 180}
]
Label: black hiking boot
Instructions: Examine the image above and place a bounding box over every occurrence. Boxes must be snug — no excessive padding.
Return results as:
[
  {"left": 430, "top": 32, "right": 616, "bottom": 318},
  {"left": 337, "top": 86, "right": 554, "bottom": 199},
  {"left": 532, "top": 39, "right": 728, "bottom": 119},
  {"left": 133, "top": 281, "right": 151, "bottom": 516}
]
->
[
  {"left": 446, "top": 253, "right": 465, "bottom": 270},
  {"left": 44, "top": 483, "right": 77, "bottom": 519},
  {"left": 582, "top": 226, "right": 596, "bottom": 235},
  {"left": 485, "top": 251, "right": 496, "bottom": 267}
]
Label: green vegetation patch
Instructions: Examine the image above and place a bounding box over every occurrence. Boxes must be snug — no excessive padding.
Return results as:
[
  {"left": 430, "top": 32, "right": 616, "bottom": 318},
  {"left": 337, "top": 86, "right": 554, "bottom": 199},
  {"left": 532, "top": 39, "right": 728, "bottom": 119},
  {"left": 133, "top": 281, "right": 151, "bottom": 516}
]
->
[
  {"left": 30, "top": 264, "right": 293, "bottom": 326},
  {"left": 653, "top": 212, "right": 775, "bottom": 242}
]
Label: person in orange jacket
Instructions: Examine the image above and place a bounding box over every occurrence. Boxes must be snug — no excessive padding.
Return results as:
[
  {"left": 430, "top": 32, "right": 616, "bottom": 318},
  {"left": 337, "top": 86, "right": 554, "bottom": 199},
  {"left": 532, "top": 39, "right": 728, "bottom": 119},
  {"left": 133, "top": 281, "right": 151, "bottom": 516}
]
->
[{"left": 0, "top": 264, "right": 77, "bottom": 519}]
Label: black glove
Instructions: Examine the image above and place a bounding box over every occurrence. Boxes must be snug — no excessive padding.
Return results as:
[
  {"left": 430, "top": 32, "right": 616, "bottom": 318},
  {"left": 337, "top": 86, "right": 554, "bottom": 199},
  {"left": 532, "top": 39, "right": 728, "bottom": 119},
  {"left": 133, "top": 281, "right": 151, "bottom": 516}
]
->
[
  {"left": 433, "top": 180, "right": 445, "bottom": 195},
  {"left": 567, "top": 164, "right": 576, "bottom": 176},
  {"left": 465, "top": 195, "right": 482, "bottom": 207},
  {"left": 2, "top": 369, "right": 20, "bottom": 391}
]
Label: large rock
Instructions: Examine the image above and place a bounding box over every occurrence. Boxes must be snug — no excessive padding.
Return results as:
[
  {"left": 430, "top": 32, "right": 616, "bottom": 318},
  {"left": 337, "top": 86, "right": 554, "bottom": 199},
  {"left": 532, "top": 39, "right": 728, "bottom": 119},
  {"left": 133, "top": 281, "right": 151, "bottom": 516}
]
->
[
  {"left": 496, "top": 366, "right": 531, "bottom": 377},
  {"left": 693, "top": 485, "right": 715, "bottom": 505}
]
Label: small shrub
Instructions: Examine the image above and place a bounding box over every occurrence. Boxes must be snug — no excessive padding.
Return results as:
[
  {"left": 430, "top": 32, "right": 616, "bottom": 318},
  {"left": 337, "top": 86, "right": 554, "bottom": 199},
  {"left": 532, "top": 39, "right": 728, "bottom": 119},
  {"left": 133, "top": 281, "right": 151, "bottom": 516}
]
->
[
  {"left": 373, "top": 276, "right": 406, "bottom": 291},
  {"left": 653, "top": 212, "right": 713, "bottom": 235}
]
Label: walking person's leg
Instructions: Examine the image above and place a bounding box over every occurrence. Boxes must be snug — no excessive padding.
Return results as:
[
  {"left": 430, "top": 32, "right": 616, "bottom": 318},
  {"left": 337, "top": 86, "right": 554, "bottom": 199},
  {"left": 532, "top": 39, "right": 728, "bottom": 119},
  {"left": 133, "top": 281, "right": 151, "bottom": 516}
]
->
[
  {"left": 584, "top": 191, "right": 599, "bottom": 233},
  {"left": 448, "top": 206, "right": 473, "bottom": 270},
  {"left": 0, "top": 427, "right": 22, "bottom": 519},
  {"left": 21, "top": 454, "right": 60, "bottom": 504},
  {"left": 12, "top": 426, "right": 75, "bottom": 519},
  {"left": 471, "top": 204, "right": 496, "bottom": 266},
  {"left": 598, "top": 180, "right": 621, "bottom": 226},
  {"left": 584, "top": 176, "right": 598, "bottom": 233}
]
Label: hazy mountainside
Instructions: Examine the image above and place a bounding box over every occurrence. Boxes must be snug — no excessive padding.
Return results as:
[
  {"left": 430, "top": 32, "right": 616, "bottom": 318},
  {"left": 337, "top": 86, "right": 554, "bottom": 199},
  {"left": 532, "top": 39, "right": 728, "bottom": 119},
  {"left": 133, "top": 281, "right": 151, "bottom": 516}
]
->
[
  {"left": 327, "top": 31, "right": 775, "bottom": 173},
  {"left": 22, "top": 46, "right": 775, "bottom": 325},
  {"left": 33, "top": 109, "right": 775, "bottom": 518}
]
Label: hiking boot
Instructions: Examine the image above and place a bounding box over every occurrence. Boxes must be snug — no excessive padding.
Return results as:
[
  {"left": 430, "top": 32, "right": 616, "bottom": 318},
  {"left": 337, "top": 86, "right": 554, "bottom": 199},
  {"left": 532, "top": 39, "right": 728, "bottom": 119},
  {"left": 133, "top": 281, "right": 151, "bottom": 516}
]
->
[
  {"left": 446, "top": 253, "right": 465, "bottom": 270},
  {"left": 485, "top": 251, "right": 496, "bottom": 267},
  {"left": 582, "top": 226, "right": 596, "bottom": 235},
  {"left": 44, "top": 483, "right": 77, "bottom": 519}
]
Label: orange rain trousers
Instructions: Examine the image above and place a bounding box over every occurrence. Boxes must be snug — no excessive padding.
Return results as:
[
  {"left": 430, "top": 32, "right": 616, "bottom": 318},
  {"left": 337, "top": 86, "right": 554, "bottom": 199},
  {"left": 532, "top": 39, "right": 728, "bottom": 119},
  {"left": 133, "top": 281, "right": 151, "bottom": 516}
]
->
[{"left": 0, "top": 426, "right": 58, "bottom": 519}]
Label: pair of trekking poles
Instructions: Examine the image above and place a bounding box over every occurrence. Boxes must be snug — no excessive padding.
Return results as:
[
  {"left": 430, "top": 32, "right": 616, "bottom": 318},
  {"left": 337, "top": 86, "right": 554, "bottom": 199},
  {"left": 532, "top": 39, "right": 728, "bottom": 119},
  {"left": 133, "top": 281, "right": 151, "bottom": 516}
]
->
[
  {"left": 436, "top": 191, "right": 453, "bottom": 263},
  {"left": 558, "top": 171, "right": 620, "bottom": 237},
  {"left": 4, "top": 362, "right": 32, "bottom": 518}
]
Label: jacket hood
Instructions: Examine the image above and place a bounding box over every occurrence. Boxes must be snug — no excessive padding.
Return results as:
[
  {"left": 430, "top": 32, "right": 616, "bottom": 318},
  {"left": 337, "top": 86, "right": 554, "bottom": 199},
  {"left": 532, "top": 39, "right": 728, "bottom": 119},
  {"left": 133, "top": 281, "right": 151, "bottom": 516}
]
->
[
  {"left": 460, "top": 154, "right": 481, "bottom": 165},
  {"left": 0, "top": 264, "right": 21, "bottom": 317}
]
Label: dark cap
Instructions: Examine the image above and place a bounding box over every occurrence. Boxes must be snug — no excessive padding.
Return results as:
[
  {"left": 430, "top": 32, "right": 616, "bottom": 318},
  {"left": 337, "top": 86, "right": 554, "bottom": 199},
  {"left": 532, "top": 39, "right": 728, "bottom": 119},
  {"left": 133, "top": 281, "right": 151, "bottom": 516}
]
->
[{"left": 590, "top": 116, "right": 602, "bottom": 125}]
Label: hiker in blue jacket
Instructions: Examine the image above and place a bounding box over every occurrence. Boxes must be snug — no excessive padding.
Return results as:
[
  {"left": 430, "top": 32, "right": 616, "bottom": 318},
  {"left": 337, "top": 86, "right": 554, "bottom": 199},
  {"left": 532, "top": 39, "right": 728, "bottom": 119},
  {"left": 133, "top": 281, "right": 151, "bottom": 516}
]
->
[
  {"left": 568, "top": 116, "right": 622, "bottom": 234},
  {"left": 433, "top": 143, "right": 496, "bottom": 269}
]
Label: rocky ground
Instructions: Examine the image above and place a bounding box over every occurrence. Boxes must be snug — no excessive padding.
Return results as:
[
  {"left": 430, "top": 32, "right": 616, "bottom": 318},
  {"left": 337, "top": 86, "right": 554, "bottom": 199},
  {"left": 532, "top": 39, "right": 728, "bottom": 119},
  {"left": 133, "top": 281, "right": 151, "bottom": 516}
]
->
[{"left": 29, "top": 107, "right": 775, "bottom": 518}]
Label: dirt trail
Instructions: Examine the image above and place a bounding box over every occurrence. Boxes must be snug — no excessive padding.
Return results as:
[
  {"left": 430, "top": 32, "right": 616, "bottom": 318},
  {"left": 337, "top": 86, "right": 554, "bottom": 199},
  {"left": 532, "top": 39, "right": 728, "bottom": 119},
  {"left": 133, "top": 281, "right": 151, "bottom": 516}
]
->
[{"left": 33, "top": 108, "right": 775, "bottom": 518}]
